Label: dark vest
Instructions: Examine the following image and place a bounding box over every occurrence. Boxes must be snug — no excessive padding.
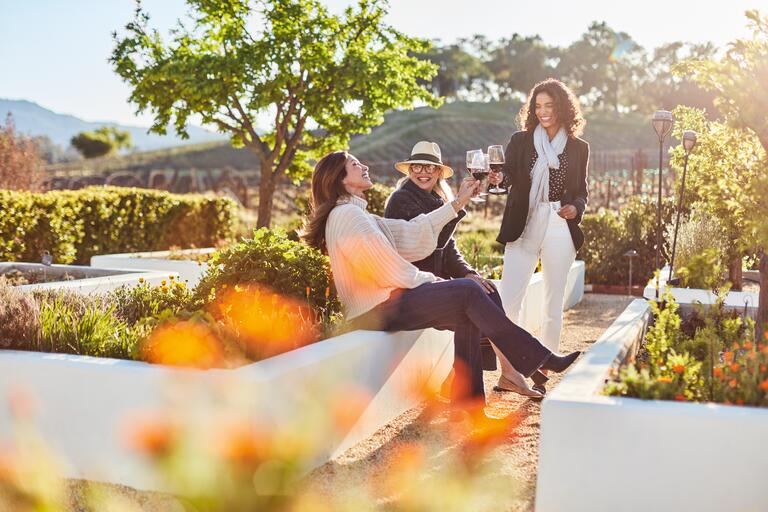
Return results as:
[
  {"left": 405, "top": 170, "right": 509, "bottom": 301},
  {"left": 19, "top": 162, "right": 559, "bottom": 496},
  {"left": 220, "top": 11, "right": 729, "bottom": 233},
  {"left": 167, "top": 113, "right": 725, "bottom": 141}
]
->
[{"left": 496, "top": 130, "right": 590, "bottom": 251}]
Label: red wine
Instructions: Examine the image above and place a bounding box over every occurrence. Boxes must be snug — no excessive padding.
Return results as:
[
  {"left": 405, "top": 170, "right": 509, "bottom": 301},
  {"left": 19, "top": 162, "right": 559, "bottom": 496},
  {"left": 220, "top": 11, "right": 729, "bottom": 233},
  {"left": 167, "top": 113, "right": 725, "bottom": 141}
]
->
[
  {"left": 489, "top": 163, "right": 504, "bottom": 172},
  {"left": 471, "top": 171, "right": 488, "bottom": 180}
]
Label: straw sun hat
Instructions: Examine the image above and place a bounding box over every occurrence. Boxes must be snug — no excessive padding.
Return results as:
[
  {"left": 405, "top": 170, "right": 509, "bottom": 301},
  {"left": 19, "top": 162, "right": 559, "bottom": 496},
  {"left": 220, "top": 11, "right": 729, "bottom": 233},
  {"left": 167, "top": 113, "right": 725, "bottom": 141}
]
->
[{"left": 394, "top": 141, "right": 454, "bottom": 178}]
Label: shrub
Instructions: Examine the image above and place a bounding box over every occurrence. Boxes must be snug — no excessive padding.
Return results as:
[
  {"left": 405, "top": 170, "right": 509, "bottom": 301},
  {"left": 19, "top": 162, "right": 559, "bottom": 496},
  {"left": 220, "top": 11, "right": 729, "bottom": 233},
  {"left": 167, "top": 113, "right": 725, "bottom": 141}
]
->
[
  {"left": 195, "top": 228, "right": 341, "bottom": 322},
  {"left": 581, "top": 196, "right": 676, "bottom": 286},
  {"left": 676, "top": 248, "right": 723, "bottom": 290},
  {"left": 0, "top": 187, "right": 238, "bottom": 264},
  {"left": 109, "top": 279, "right": 195, "bottom": 325},
  {"left": 667, "top": 205, "right": 728, "bottom": 288},
  {"left": 0, "top": 280, "right": 40, "bottom": 349},
  {"left": 0, "top": 113, "right": 43, "bottom": 191},
  {"left": 455, "top": 230, "right": 503, "bottom": 279}
]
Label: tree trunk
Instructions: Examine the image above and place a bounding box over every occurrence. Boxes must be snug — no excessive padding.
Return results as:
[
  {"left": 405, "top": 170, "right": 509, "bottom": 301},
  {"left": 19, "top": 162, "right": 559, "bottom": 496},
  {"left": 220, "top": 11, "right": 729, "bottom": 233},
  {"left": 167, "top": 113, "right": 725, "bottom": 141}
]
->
[
  {"left": 759, "top": 252, "right": 767, "bottom": 341},
  {"left": 256, "top": 167, "right": 276, "bottom": 229},
  {"left": 728, "top": 253, "right": 743, "bottom": 291}
]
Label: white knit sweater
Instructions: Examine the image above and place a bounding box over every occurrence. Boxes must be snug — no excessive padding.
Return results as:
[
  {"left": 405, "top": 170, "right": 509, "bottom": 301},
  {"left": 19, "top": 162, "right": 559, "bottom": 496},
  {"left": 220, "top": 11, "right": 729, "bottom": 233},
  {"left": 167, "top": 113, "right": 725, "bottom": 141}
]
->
[{"left": 326, "top": 194, "right": 458, "bottom": 319}]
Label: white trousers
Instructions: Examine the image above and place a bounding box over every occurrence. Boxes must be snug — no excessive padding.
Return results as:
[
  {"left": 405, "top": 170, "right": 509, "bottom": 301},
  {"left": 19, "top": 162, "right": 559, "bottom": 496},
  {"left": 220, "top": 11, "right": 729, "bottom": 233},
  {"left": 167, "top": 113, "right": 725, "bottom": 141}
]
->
[{"left": 493, "top": 202, "right": 576, "bottom": 380}]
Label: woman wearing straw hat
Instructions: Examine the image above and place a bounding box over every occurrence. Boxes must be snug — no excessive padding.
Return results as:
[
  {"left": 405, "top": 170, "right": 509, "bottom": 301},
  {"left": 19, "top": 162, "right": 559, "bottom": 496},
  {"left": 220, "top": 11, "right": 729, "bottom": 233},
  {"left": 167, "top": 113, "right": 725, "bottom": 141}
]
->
[
  {"left": 488, "top": 78, "right": 589, "bottom": 397},
  {"left": 385, "top": 141, "right": 543, "bottom": 399}
]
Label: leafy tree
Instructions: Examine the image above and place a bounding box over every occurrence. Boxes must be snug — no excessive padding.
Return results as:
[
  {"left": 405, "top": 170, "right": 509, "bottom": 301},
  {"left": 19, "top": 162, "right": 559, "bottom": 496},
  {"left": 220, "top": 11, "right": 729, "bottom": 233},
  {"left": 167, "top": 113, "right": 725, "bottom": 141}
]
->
[
  {"left": 675, "top": 9, "right": 768, "bottom": 333},
  {"left": 0, "top": 113, "right": 43, "bottom": 191},
  {"left": 638, "top": 42, "right": 718, "bottom": 114},
  {"left": 486, "top": 34, "right": 556, "bottom": 100},
  {"left": 111, "top": 0, "right": 439, "bottom": 228},
  {"left": 418, "top": 38, "right": 492, "bottom": 100},
  {"left": 70, "top": 126, "right": 132, "bottom": 159},
  {"left": 557, "top": 21, "right": 646, "bottom": 112}
]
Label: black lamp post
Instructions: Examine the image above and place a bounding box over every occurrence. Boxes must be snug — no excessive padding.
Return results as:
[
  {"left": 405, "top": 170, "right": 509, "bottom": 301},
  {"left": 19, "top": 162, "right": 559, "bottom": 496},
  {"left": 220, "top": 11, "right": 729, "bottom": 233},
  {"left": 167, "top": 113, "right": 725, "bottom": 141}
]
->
[
  {"left": 652, "top": 110, "right": 673, "bottom": 299},
  {"left": 668, "top": 130, "right": 697, "bottom": 284}
]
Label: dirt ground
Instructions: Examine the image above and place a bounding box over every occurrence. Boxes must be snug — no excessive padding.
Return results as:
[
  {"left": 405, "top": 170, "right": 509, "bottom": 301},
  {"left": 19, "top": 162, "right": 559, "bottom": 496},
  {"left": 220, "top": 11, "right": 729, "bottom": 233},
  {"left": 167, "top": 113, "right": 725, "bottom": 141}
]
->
[{"left": 303, "top": 293, "right": 635, "bottom": 511}]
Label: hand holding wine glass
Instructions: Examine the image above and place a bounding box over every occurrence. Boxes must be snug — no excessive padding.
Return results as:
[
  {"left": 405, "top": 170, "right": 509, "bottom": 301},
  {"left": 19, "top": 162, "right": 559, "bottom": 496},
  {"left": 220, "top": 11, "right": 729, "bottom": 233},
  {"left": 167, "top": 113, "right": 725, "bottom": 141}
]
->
[
  {"left": 487, "top": 144, "right": 506, "bottom": 194},
  {"left": 465, "top": 149, "right": 486, "bottom": 204}
]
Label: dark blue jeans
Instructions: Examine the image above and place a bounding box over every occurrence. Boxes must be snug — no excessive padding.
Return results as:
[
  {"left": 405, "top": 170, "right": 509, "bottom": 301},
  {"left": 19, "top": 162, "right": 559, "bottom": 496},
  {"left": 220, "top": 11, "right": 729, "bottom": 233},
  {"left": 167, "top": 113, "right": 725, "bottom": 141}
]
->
[{"left": 351, "top": 278, "right": 551, "bottom": 401}]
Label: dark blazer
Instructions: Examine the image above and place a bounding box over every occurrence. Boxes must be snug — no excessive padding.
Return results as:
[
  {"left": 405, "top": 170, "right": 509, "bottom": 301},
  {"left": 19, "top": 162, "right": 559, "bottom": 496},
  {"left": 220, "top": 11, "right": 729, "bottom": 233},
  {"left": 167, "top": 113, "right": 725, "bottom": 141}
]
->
[
  {"left": 384, "top": 179, "right": 475, "bottom": 279},
  {"left": 496, "top": 130, "right": 590, "bottom": 251}
]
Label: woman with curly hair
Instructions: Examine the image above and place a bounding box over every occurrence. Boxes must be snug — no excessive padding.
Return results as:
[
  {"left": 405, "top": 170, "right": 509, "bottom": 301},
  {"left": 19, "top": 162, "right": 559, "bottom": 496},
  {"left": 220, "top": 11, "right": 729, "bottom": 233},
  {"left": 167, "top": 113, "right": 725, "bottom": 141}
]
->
[{"left": 487, "top": 78, "right": 589, "bottom": 397}]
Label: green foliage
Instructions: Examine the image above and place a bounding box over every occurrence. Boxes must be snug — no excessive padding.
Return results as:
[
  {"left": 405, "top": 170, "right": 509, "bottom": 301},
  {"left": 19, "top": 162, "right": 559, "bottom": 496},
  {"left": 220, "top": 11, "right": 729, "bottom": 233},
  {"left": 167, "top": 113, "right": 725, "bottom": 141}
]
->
[
  {"left": 580, "top": 196, "right": 675, "bottom": 285},
  {"left": 111, "top": 0, "right": 439, "bottom": 227},
  {"left": 605, "top": 293, "right": 768, "bottom": 407},
  {"left": 38, "top": 294, "right": 137, "bottom": 359},
  {"left": 363, "top": 183, "right": 394, "bottom": 217},
  {"left": 109, "top": 279, "right": 194, "bottom": 325},
  {"left": 676, "top": 248, "right": 722, "bottom": 290},
  {"left": 0, "top": 187, "right": 238, "bottom": 264},
  {"left": 667, "top": 204, "right": 727, "bottom": 278},
  {"left": 455, "top": 230, "right": 503, "bottom": 280},
  {"left": 70, "top": 126, "right": 133, "bottom": 159},
  {"left": 195, "top": 228, "right": 340, "bottom": 318}
]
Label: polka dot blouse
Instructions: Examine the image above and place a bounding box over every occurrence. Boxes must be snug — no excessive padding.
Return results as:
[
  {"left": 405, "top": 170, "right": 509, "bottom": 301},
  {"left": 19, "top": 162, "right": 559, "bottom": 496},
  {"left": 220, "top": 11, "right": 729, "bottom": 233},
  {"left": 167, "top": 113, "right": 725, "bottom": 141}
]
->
[{"left": 529, "top": 150, "right": 568, "bottom": 201}]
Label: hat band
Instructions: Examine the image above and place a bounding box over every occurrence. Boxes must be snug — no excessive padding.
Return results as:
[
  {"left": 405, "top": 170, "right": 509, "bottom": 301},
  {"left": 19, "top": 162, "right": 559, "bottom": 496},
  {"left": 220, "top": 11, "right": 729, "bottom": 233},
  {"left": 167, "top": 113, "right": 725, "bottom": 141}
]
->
[{"left": 408, "top": 153, "right": 442, "bottom": 165}]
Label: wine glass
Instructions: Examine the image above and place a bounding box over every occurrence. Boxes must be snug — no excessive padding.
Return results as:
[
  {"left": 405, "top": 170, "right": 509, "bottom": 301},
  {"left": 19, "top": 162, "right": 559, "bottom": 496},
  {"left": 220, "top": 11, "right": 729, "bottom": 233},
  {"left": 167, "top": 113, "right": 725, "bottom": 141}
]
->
[
  {"left": 487, "top": 144, "right": 506, "bottom": 194},
  {"left": 466, "top": 149, "right": 486, "bottom": 204}
]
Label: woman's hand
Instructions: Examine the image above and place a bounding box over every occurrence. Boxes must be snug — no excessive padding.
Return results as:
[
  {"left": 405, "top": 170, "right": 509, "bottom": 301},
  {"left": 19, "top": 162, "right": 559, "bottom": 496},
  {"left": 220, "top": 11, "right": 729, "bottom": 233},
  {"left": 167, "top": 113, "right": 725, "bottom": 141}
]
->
[
  {"left": 465, "top": 273, "right": 497, "bottom": 294},
  {"left": 558, "top": 204, "right": 577, "bottom": 220},
  {"left": 452, "top": 178, "right": 481, "bottom": 211},
  {"left": 488, "top": 170, "right": 503, "bottom": 186}
]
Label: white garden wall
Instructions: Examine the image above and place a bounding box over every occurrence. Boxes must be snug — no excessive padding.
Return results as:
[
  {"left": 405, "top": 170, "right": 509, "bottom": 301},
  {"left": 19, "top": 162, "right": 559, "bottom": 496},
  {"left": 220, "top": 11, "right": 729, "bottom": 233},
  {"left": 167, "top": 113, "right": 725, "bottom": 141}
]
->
[
  {"left": 91, "top": 248, "right": 215, "bottom": 288},
  {"left": 2, "top": 262, "right": 172, "bottom": 295},
  {"left": 535, "top": 298, "right": 768, "bottom": 512},
  {"left": 644, "top": 265, "right": 758, "bottom": 311}
]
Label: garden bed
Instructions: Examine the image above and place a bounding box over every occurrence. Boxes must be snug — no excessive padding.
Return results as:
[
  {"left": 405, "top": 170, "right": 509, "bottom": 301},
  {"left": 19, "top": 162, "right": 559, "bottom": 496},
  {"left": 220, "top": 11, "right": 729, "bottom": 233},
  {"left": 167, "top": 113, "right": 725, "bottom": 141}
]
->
[
  {"left": 535, "top": 297, "right": 768, "bottom": 512},
  {"left": 0, "top": 262, "right": 172, "bottom": 295},
  {"left": 91, "top": 248, "right": 216, "bottom": 288}
]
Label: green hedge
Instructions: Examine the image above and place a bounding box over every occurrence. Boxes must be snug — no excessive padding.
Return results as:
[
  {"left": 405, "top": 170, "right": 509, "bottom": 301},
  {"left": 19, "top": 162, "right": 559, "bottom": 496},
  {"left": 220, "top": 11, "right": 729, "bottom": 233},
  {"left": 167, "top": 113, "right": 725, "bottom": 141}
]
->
[{"left": 0, "top": 186, "right": 238, "bottom": 264}]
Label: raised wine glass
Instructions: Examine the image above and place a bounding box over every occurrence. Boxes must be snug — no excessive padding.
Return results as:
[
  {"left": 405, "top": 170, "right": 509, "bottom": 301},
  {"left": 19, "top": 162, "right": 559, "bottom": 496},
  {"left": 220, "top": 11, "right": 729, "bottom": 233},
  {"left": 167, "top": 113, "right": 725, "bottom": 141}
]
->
[
  {"left": 466, "top": 149, "right": 486, "bottom": 204},
  {"left": 487, "top": 144, "right": 506, "bottom": 194}
]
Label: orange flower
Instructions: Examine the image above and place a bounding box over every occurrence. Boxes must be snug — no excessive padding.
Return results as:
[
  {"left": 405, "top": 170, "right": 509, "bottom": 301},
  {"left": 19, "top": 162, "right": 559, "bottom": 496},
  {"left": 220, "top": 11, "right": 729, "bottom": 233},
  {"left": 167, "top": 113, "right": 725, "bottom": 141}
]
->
[
  {"left": 674, "top": 394, "right": 686, "bottom": 401},
  {"left": 213, "top": 420, "right": 270, "bottom": 467},
  {"left": 744, "top": 341, "right": 754, "bottom": 350},
  {"left": 306, "top": 286, "right": 311, "bottom": 298},
  {"left": 141, "top": 320, "right": 224, "bottom": 369},
  {"left": 760, "top": 365, "right": 767, "bottom": 373},
  {"left": 125, "top": 414, "right": 176, "bottom": 457},
  {"left": 161, "top": 280, "right": 167, "bottom": 286},
  {"left": 728, "top": 379, "right": 738, "bottom": 388},
  {"left": 761, "top": 344, "right": 768, "bottom": 354},
  {"left": 325, "top": 287, "right": 330, "bottom": 299},
  {"left": 736, "top": 399, "right": 745, "bottom": 406},
  {"left": 759, "top": 380, "right": 768, "bottom": 391},
  {"left": 730, "top": 363, "right": 740, "bottom": 372},
  {"left": 672, "top": 364, "right": 685, "bottom": 375},
  {"left": 732, "top": 341, "right": 740, "bottom": 350},
  {"left": 724, "top": 351, "right": 734, "bottom": 363},
  {"left": 713, "top": 367, "right": 723, "bottom": 379},
  {"left": 657, "top": 376, "right": 673, "bottom": 384}
]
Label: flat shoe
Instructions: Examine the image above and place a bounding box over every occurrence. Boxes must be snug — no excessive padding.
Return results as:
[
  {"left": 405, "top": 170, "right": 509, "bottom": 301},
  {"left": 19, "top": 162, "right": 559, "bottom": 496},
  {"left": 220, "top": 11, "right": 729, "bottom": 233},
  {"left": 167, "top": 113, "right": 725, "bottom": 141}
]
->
[{"left": 493, "top": 374, "right": 544, "bottom": 399}]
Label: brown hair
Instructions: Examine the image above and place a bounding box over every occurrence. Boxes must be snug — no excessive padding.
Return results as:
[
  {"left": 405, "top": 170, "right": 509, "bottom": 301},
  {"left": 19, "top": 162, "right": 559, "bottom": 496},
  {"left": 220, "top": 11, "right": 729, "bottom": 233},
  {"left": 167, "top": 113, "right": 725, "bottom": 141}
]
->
[
  {"left": 518, "top": 78, "right": 585, "bottom": 138},
  {"left": 301, "top": 151, "right": 349, "bottom": 253}
]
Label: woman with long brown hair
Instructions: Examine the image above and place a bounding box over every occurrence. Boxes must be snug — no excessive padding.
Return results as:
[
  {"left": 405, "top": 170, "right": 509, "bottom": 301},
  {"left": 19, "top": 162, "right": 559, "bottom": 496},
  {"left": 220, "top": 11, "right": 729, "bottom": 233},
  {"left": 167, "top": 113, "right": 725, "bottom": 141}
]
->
[
  {"left": 302, "top": 150, "right": 580, "bottom": 417},
  {"left": 488, "top": 78, "right": 589, "bottom": 397}
]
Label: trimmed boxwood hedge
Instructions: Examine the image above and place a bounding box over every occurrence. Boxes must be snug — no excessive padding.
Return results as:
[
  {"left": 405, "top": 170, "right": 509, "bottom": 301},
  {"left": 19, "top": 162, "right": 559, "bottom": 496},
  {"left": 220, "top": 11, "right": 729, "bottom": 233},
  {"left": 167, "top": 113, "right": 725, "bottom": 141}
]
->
[{"left": 0, "top": 186, "right": 238, "bottom": 264}]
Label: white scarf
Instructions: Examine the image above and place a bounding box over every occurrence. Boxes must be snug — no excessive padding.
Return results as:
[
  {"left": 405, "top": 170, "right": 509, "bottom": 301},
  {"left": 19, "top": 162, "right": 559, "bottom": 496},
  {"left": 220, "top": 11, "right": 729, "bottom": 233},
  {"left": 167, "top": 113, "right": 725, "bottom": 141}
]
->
[{"left": 516, "top": 124, "right": 568, "bottom": 253}]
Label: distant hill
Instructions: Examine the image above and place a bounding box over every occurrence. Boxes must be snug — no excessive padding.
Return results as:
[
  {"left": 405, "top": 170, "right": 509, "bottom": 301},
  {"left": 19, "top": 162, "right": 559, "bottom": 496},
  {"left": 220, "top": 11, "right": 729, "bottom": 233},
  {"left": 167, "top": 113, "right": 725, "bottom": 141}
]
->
[
  {"left": 0, "top": 99, "right": 224, "bottom": 151},
  {"left": 52, "top": 101, "right": 663, "bottom": 181}
]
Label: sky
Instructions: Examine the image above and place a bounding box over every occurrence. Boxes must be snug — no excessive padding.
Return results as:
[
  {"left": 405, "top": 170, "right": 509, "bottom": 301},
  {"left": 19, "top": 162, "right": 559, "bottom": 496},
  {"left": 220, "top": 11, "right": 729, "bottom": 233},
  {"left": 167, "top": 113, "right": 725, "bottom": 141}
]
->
[{"left": 0, "top": 0, "right": 759, "bottom": 127}]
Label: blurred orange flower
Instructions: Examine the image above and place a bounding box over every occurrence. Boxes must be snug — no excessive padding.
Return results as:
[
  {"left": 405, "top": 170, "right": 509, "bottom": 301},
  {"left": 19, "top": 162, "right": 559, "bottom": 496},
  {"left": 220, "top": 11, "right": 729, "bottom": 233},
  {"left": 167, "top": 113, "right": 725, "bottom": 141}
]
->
[
  {"left": 674, "top": 394, "right": 686, "bottom": 401},
  {"left": 760, "top": 380, "right": 768, "bottom": 391},
  {"left": 213, "top": 419, "right": 271, "bottom": 467},
  {"left": 124, "top": 414, "right": 176, "bottom": 458},
  {"left": 214, "top": 284, "right": 319, "bottom": 359},
  {"left": 724, "top": 351, "right": 734, "bottom": 363},
  {"left": 729, "top": 379, "right": 738, "bottom": 388},
  {"left": 141, "top": 320, "right": 224, "bottom": 369},
  {"left": 730, "top": 363, "right": 740, "bottom": 372},
  {"left": 713, "top": 367, "right": 723, "bottom": 379},
  {"left": 671, "top": 364, "right": 685, "bottom": 375},
  {"left": 657, "top": 376, "right": 673, "bottom": 384},
  {"left": 744, "top": 341, "right": 754, "bottom": 350}
]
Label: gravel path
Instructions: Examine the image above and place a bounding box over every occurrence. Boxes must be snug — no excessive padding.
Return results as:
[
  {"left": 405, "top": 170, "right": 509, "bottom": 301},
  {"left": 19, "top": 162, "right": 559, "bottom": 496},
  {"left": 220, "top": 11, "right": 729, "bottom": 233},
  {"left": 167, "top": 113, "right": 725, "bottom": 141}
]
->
[{"left": 303, "top": 293, "right": 634, "bottom": 511}]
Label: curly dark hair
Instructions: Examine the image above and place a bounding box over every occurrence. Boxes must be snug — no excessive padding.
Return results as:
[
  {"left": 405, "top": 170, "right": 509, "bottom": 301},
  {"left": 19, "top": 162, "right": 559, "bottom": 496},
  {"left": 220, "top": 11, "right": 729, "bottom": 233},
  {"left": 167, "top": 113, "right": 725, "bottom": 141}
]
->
[{"left": 518, "top": 78, "right": 585, "bottom": 138}]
